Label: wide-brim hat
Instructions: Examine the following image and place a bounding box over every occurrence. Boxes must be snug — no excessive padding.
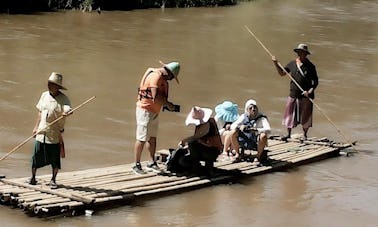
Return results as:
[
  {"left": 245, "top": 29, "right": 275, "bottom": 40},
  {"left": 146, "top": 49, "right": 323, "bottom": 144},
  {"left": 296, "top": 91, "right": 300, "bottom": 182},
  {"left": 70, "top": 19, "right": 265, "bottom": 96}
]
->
[
  {"left": 293, "top": 43, "right": 311, "bottom": 55},
  {"left": 48, "top": 72, "right": 67, "bottom": 90},
  {"left": 185, "top": 106, "right": 212, "bottom": 126},
  {"left": 215, "top": 101, "right": 239, "bottom": 123},
  {"left": 160, "top": 61, "right": 180, "bottom": 84}
]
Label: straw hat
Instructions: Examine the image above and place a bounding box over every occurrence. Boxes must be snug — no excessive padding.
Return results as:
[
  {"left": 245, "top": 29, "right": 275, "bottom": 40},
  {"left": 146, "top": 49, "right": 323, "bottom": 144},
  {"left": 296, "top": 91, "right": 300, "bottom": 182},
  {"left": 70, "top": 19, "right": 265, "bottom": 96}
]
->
[
  {"left": 160, "top": 61, "right": 180, "bottom": 84},
  {"left": 48, "top": 72, "right": 67, "bottom": 90},
  {"left": 215, "top": 101, "right": 239, "bottom": 123},
  {"left": 185, "top": 106, "right": 213, "bottom": 126},
  {"left": 293, "top": 43, "right": 311, "bottom": 55}
]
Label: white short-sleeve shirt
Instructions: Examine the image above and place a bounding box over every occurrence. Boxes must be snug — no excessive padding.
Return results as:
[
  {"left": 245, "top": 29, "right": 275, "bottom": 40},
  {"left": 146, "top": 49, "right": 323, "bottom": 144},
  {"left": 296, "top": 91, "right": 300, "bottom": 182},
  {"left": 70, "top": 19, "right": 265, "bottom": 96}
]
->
[{"left": 35, "top": 91, "right": 71, "bottom": 144}]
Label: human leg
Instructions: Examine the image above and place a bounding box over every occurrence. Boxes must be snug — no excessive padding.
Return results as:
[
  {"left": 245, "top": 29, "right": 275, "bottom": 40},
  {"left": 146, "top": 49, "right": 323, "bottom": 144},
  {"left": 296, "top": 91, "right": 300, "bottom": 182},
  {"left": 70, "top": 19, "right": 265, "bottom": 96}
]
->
[
  {"left": 283, "top": 128, "right": 292, "bottom": 141},
  {"left": 299, "top": 98, "right": 313, "bottom": 139},
  {"left": 30, "top": 141, "right": 46, "bottom": 184},
  {"left": 303, "top": 128, "right": 309, "bottom": 139},
  {"left": 134, "top": 123, "right": 146, "bottom": 170},
  {"left": 230, "top": 130, "right": 241, "bottom": 160},
  {"left": 204, "top": 148, "right": 218, "bottom": 169},
  {"left": 135, "top": 106, "right": 156, "bottom": 163},
  {"left": 134, "top": 140, "right": 145, "bottom": 163},
  {"left": 146, "top": 137, "right": 157, "bottom": 161},
  {"left": 40, "top": 143, "right": 61, "bottom": 188},
  {"left": 187, "top": 141, "right": 205, "bottom": 175},
  {"left": 144, "top": 108, "right": 159, "bottom": 163},
  {"left": 51, "top": 168, "right": 58, "bottom": 182},
  {"left": 48, "top": 168, "right": 59, "bottom": 189},
  {"left": 257, "top": 133, "right": 268, "bottom": 163},
  {"left": 282, "top": 97, "right": 298, "bottom": 138},
  {"left": 220, "top": 131, "right": 232, "bottom": 158},
  {"left": 145, "top": 112, "right": 160, "bottom": 171},
  {"left": 145, "top": 137, "right": 161, "bottom": 172},
  {"left": 30, "top": 141, "right": 38, "bottom": 185},
  {"left": 189, "top": 141, "right": 218, "bottom": 176},
  {"left": 131, "top": 140, "right": 146, "bottom": 174},
  {"left": 29, "top": 168, "right": 37, "bottom": 185},
  {"left": 134, "top": 107, "right": 154, "bottom": 173}
]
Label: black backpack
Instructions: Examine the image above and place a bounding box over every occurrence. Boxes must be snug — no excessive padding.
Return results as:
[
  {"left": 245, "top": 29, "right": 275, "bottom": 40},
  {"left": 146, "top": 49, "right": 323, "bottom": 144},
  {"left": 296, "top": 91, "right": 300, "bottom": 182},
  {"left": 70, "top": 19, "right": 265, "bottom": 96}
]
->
[{"left": 166, "top": 147, "right": 190, "bottom": 173}]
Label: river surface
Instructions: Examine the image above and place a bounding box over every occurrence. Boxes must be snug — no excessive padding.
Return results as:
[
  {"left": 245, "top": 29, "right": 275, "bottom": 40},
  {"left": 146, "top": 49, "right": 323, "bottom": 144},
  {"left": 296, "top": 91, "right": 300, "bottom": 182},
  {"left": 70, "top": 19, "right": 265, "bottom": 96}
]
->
[{"left": 0, "top": 0, "right": 377, "bottom": 226}]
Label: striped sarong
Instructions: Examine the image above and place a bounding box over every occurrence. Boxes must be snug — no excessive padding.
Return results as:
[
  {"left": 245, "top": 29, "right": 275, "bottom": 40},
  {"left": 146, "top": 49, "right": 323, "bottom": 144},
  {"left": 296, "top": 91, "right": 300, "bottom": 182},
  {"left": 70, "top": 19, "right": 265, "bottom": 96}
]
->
[{"left": 282, "top": 97, "right": 313, "bottom": 129}]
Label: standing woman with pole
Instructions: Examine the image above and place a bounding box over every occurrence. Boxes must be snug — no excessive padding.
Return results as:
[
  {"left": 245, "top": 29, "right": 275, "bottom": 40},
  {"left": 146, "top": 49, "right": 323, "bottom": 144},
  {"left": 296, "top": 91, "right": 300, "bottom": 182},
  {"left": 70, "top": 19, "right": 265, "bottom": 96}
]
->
[
  {"left": 244, "top": 26, "right": 355, "bottom": 151},
  {"left": 29, "top": 72, "right": 71, "bottom": 189},
  {"left": 272, "top": 44, "right": 319, "bottom": 140}
]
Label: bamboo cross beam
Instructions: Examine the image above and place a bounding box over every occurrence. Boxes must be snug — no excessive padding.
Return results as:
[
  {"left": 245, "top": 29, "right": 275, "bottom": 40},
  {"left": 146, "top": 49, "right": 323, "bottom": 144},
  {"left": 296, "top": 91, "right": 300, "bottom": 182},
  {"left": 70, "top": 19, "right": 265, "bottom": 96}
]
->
[
  {"left": 0, "top": 96, "right": 96, "bottom": 161},
  {"left": 1, "top": 179, "right": 95, "bottom": 204}
]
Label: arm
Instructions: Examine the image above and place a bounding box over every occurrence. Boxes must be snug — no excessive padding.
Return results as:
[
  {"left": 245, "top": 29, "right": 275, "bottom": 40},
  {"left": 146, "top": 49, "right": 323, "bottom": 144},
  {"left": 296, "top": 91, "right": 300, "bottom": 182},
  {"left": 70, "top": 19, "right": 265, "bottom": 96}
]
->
[
  {"left": 150, "top": 87, "right": 174, "bottom": 107},
  {"left": 310, "top": 66, "right": 319, "bottom": 93},
  {"left": 181, "top": 122, "right": 210, "bottom": 145},
  {"left": 149, "top": 73, "right": 176, "bottom": 111},
  {"left": 256, "top": 117, "right": 271, "bottom": 135},
  {"left": 151, "top": 87, "right": 176, "bottom": 111},
  {"left": 272, "top": 56, "right": 287, "bottom": 76},
  {"left": 302, "top": 64, "right": 319, "bottom": 97},
  {"left": 230, "top": 115, "right": 244, "bottom": 131},
  {"left": 59, "top": 133, "right": 65, "bottom": 158}
]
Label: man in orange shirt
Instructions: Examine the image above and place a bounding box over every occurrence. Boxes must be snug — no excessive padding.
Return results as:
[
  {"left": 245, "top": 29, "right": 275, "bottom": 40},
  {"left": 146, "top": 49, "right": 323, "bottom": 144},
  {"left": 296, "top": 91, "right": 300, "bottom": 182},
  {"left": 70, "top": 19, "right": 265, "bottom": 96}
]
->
[{"left": 133, "top": 61, "right": 180, "bottom": 174}]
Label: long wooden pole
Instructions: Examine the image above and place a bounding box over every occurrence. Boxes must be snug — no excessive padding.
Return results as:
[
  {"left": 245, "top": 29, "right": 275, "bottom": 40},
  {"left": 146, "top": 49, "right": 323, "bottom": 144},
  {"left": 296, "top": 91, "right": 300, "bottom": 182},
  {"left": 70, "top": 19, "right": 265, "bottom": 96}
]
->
[
  {"left": 0, "top": 96, "right": 96, "bottom": 161},
  {"left": 243, "top": 25, "right": 356, "bottom": 151}
]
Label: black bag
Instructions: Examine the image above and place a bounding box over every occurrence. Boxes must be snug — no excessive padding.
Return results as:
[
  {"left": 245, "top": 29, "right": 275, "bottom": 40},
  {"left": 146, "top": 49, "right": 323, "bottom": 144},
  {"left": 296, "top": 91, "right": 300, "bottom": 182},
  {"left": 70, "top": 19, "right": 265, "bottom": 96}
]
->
[{"left": 166, "top": 147, "right": 189, "bottom": 173}]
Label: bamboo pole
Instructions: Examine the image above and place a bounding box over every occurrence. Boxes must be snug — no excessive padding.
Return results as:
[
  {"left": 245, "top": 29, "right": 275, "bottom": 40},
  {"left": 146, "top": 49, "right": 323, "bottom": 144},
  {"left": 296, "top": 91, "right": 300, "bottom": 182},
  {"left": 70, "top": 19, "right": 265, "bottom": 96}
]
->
[
  {"left": 0, "top": 96, "right": 96, "bottom": 161},
  {"left": 243, "top": 25, "right": 357, "bottom": 153}
]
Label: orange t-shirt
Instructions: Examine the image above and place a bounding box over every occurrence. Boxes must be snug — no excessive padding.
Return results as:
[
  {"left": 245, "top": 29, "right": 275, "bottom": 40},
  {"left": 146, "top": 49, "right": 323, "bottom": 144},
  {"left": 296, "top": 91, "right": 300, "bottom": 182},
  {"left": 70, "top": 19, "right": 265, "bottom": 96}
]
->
[{"left": 137, "top": 68, "right": 168, "bottom": 113}]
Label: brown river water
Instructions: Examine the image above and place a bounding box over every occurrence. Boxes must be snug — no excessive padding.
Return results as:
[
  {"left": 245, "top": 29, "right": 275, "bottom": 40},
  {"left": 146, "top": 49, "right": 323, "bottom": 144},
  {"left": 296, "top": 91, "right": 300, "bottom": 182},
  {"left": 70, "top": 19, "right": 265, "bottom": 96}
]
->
[{"left": 0, "top": 0, "right": 377, "bottom": 226}]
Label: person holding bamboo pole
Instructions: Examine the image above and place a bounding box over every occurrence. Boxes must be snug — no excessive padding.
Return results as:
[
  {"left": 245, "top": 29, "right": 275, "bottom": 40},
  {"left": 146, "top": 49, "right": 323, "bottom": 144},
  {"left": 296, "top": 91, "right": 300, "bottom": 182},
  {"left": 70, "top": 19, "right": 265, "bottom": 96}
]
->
[
  {"left": 272, "top": 44, "right": 319, "bottom": 140},
  {"left": 29, "top": 72, "right": 71, "bottom": 189}
]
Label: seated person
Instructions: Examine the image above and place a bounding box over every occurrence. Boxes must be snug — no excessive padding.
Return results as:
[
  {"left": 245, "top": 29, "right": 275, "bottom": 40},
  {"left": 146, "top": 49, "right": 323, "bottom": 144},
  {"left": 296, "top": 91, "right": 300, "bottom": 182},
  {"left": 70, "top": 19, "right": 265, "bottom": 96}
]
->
[
  {"left": 179, "top": 106, "right": 223, "bottom": 175},
  {"left": 225, "top": 99, "right": 271, "bottom": 163},
  {"left": 214, "top": 101, "right": 239, "bottom": 159}
]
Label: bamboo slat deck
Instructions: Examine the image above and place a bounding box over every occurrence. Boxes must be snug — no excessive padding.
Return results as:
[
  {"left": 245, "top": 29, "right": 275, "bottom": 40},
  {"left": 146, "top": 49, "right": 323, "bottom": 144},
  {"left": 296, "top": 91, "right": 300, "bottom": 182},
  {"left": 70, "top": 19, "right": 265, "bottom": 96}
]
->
[{"left": 0, "top": 136, "right": 352, "bottom": 218}]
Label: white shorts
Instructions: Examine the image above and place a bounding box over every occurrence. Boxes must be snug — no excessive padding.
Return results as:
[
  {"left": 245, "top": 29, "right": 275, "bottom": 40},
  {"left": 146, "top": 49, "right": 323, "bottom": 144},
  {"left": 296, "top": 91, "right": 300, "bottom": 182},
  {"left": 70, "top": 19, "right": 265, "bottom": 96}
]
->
[{"left": 136, "top": 106, "right": 159, "bottom": 142}]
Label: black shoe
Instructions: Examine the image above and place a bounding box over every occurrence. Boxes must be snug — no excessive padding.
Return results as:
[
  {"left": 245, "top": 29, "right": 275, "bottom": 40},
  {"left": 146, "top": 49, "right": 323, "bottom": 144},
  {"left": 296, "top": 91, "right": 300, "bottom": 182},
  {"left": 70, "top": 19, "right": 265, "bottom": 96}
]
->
[
  {"left": 132, "top": 163, "right": 145, "bottom": 175},
  {"left": 146, "top": 162, "right": 160, "bottom": 173},
  {"left": 282, "top": 135, "right": 290, "bottom": 142},
  {"left": 28, "top": 178, "right": 37, "bottom": 185},
  {"left": 47, "top": 180, "right": 58, "bottom": 189}
]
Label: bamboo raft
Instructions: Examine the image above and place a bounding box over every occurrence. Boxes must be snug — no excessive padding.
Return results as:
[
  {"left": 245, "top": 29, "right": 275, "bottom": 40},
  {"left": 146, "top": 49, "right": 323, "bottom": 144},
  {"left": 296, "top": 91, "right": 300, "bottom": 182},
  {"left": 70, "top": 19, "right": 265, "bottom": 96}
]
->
[{"left": 0, "top": 136, "right": 353, "bottom": 218}]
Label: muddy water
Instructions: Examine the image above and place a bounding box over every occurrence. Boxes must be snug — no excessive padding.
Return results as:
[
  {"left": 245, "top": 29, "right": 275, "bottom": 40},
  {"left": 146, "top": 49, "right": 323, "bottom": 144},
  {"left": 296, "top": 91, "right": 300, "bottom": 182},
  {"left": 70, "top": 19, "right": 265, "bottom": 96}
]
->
[{"left": 0, "top": 0, "right": 377, "bottom": 226}]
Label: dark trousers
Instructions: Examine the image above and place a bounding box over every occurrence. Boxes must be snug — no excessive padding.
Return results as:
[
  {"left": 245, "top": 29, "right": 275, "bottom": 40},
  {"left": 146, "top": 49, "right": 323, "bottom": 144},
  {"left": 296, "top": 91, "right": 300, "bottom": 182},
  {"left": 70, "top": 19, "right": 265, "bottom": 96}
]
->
[{"left": 188, "top": 141, "right": 219, "bottom": 170}]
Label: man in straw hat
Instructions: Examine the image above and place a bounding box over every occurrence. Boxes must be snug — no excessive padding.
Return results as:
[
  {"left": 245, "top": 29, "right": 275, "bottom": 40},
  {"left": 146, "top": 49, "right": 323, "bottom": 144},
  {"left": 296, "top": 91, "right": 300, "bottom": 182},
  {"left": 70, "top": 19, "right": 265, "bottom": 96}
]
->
[
  {"left": 133, "top": 61, "right": 180, "bottom": 174},
  {"left": 29, "top": 72, "right": 71, "bottom": 189},
  {"left": 272, "top": 43, "right": 319, "bottom": 140},
  {"left": 178, "top": 106, "right": 223, "bottom": 176}
]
